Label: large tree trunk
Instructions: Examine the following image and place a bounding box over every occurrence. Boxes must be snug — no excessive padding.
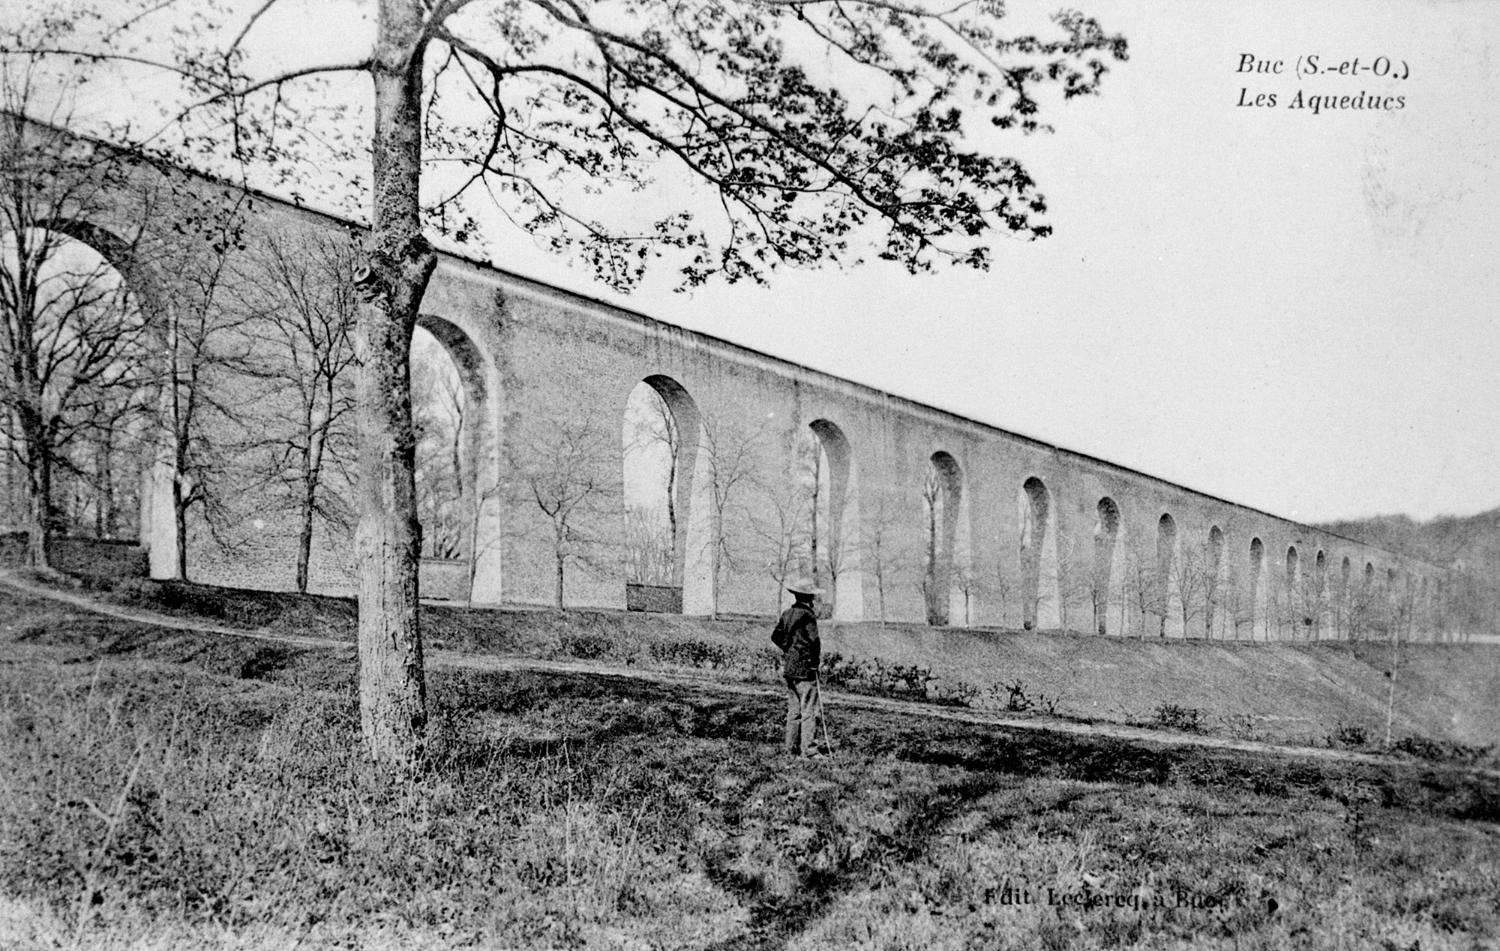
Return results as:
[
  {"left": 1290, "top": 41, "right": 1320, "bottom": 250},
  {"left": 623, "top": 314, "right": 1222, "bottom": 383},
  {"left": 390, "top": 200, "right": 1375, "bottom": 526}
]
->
[{"left": 354, "top": 0, "right": 436, "bottom": 768}]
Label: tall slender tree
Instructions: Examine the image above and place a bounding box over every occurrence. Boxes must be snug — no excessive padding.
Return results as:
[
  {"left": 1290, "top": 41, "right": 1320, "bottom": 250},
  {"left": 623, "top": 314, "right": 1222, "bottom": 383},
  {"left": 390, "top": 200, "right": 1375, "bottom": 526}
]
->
[{"left": 245, "top": 229, "right": 361, "bottom": 593}]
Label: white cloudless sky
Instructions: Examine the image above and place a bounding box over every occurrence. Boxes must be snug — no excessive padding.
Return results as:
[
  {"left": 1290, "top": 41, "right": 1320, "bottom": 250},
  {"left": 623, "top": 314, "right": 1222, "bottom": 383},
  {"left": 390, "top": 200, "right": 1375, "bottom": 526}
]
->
[{"left": 40, "top": 0, "right": 1500, "bottom": 525}]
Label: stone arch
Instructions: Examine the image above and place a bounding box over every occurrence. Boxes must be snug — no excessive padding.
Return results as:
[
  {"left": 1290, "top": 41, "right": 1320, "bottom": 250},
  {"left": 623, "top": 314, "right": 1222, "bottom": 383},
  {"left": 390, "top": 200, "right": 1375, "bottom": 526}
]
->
[
  {"left": 1206, "top": 525, "right": 1226, "bottom": 639},
  {"left": 807, "top": 419, "right": 863, "bottom": 621},
  {"left": 1156, "top": 513, "right": 1180, "bottom": 637},
  {"left": 411, "top": 315, "right": 498, "bottom": 601},
  {"left": 1092, "top": 496, "right": 1121, "bottom": 634},
  {"left": 1249, "top": 537, "right": 1267, "bottom": 640},
  {"left": 923, "top": 452, "right": 965, "bottom": 625},
  {"left": 1285, "top": 545, "right": 1303, "bottom": 637},
  {"left": 1018, "top": 476, "right": 1060, "bottom": 630},
  {"left": 1350, "top": 555, "right": 1362, "bottom": 636},
  {"left": 621, "top": 375, "right": 710, "bottom": 614},
  {"left": 1314, "top": 549, "right": 1328, "bottom": 639},
  {"left": 2, "top": 214, "right": 168, "bottom": 570}
]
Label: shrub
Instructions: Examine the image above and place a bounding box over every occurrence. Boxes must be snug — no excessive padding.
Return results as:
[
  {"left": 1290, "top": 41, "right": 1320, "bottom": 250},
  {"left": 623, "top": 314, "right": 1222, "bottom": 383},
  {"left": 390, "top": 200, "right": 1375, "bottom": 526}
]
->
[
  {"left": 1151, "top": 703, "right": 1203, "bottom": 733},
  {"left": 985, "top": 680, "right": 1059, "bottom": 715},
  {"left": 929, "top": 680, "right": 980, "bottom": 708},
  {"left": 1329, "top": 722, "right": 1369, "bottom": 749},
  {"left": 877, "top": 661, "right": 934, "bottom": 698},
  {"left": 819, "top": 653, "right": 873, "bottom": 691},
  {"left": 1392, "top": 735, "right": 1494, "bottom": 765},
  {"left": 648, "top": 640, "right": 737, "bottom": 670}
]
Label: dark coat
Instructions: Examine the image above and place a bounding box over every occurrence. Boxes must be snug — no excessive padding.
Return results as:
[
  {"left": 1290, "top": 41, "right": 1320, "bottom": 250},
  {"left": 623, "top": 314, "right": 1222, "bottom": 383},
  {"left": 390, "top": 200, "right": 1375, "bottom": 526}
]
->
[{"left": 772, "top": 602, "right": 820, "bottom": 682}]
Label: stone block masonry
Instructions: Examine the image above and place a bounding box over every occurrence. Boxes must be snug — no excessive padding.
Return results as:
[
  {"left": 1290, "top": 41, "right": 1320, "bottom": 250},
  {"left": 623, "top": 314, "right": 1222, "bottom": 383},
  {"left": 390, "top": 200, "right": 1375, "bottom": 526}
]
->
[{"left": 5, "top": 114, "right": 1444, "bottom": 641}]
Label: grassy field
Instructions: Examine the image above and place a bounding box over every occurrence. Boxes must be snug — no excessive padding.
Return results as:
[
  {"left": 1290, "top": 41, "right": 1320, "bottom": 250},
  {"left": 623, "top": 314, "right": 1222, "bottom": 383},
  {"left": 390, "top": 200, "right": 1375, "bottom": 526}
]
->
[{"left": 2, "top": 584, "right": 1499, "bottom": 950}]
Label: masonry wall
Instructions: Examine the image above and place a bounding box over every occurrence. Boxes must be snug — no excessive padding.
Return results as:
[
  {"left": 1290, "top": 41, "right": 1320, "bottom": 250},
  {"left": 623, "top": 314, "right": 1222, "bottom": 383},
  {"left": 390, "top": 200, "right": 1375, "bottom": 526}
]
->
[
  {"left": 395, "top": 256, "right": 1433, "bottom": 639},
  {"left": 15, "top": 116, "right": 1438, "bottom": 640}
]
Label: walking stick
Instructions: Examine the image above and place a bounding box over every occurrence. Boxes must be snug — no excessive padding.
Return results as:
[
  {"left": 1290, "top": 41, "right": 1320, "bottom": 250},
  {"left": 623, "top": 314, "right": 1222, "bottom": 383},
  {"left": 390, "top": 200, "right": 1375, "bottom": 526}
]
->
[{"left": 817, "top": 668, "right": 836, "bottom": 755}]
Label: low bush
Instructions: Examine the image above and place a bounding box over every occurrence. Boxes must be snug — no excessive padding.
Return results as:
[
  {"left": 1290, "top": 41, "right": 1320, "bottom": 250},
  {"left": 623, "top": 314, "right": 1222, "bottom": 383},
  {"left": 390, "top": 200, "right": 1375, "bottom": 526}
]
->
[
  {"left": 1392, "top": 735, "right": 1495, "bottom": 766},
  {"left": 1151, "top": 702, "right": 1204, "bottom": 733},
  {"left": 928, "top": 680, "right": 981, "bottom": 708},
  {"left": 1328, "top": 722, "right": 1370, "bottom": 749},
  {"left": 560, "top": 633, "right": 615, "bottom": 661},
  {"left": 648, "top": 639, "right": 736, "bottom": 669},
  {"left": 986, "top": 679, "right": 1060, "bottom": 715}
]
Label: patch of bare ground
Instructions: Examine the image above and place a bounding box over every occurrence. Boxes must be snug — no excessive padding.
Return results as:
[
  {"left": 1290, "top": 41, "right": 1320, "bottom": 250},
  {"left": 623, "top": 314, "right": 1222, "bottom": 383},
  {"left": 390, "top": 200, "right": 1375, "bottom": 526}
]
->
[{"left": 1, "top": 584, "right": 1498, "bottom": 949}]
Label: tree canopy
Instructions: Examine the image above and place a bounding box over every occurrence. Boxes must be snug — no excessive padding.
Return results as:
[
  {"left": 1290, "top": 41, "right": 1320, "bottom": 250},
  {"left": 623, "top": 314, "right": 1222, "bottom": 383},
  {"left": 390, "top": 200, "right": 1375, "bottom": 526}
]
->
[{"left": 10, "top": 1, "right": 1126, "bottom": 290}]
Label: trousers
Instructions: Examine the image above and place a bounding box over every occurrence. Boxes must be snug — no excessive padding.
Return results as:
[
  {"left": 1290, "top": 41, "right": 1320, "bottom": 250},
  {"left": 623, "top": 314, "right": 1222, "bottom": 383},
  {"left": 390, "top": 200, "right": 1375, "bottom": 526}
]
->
[{"left": 783, "top": 677, "right": 822, "bottom": 755}]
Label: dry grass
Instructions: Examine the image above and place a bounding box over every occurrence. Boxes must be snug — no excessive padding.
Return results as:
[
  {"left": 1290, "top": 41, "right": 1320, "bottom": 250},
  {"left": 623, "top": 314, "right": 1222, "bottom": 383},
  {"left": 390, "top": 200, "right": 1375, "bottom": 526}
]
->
[
  {"left": 78, "top": 576, "right": 1500, "bottom": 755},
  {"left": 1, "top": 587, "right": 1498, "bottom": 949}
]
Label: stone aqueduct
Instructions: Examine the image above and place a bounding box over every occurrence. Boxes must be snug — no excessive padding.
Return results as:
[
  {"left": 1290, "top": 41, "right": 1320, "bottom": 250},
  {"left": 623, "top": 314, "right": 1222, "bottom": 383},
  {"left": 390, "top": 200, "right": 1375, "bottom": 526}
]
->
[{"left": 21, "top": 118, "right": 1439, "bottom": 639}]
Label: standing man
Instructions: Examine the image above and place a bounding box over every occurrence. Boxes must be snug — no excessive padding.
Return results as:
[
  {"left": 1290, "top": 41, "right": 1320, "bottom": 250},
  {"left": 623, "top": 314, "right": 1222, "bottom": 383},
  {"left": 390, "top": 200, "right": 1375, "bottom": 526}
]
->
[{"left": 772, "top": 580, "right": 825, "bottom": 757}]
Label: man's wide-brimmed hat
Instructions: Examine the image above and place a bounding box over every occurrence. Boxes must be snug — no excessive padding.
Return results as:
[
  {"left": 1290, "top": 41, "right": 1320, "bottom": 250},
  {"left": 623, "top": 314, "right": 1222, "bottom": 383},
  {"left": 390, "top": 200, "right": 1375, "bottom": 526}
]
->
[{"left": 785, "top": 579, "right": 824, "bottom": 597}]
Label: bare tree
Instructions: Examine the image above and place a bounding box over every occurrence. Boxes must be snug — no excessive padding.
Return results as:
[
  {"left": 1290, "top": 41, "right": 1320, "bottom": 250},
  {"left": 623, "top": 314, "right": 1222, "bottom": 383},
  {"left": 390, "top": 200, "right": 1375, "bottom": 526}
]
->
[
  {"left": 244, "top": 229, "right": 360, "bottom": 592},
  {"left": 1123, "top": 548, "right": 1163, "bottom": 640},
  {"left": 622, "top": 504, "right": 674, "bottom": 587},
  {"left": 153, "top": 190, "right": 257, "bottom": 581},
  {"left": 411, "top": 333, "right": 468, "bottom": 560},
  {"left": 952, "top": 563, "right": 986, "bottom": 629},
  {"left": 992, "top": 559, "right": 1015, "bottom": 631},
  {"left": 864, "top": 491, "right": 911, "bottom": 629},
  {"left": 1054, "top": 535, "right": 1095, "bottom": 633},
  {"left": 1171, "top": 544, "right": 1207, "bottom": 639},
  {"left": 0, "top": 83, "right": 150, "bottom": 570},
  {"left": 52, "top": 357, "right": 150, "bottom": 542},
  {"left": 509, "top": 417, "right": 616, "bottom": 610},
  {"left": 920, "top": 466, "right": 944, "bottom": 625},
  {"left": 698, "top": 410, "right": 763, "bottom": 619},
  {"left": 750, "top": 474, "right": 810, "bottom": 613}
]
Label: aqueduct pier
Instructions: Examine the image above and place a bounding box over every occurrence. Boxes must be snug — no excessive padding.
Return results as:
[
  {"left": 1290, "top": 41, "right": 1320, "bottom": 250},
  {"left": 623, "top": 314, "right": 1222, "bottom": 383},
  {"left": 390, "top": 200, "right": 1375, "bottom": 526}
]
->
[{"left": 14, "top": 116, "right": 1443, "bottom": 640}]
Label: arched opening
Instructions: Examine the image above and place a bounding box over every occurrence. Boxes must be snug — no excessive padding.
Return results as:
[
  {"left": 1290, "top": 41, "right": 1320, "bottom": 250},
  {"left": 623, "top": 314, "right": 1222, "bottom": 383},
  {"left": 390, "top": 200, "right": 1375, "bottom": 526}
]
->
[
  {"left": 1387, "top": 567, "right": 1403, "bottom": 630},
  {"left": 1339, "top": 556, "right": 1352, "bottom": 639},
  {"left": 923, "top": 452, "right": 965, "bottom": 625},
  {"left": 1, "top": 215, "right": 155, "bottom": 572},
  {"left": 1313, "top": 550, "right": 1328, "bottom": 638},
  {"left": 1249, "top": 537, "right": 1266, "bottom": 640},
  {"left": 1092, "top": 497, "right": 1121, "bottom": 634},
  {"left": 1155, "top": 513, "right": 1179, "bottom": 637},
  {"left": 1206, "top": 525, "right": 1225, "bottom": 639},
  {"left": 621, "top": 375, "right": 707, "bottom": 614},
  {"left": 411, "top": 317, "right": 493, "bottom": 601},
  {"left": 806, "top": 419, "right": 863, "bottom": 620},
  {"left": 1285, "top": 545, "right": 1303, "bottom": 637},
  {"left": 1018, "top": 476, "right": 1059, "bottom": 630}
]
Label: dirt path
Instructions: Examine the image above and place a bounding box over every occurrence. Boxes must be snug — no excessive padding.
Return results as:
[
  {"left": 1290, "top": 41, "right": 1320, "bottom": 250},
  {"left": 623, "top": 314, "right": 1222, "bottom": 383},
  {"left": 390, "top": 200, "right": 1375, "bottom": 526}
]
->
[{"left": 2, "top": 570, "right": 1492, "bottom": 779}]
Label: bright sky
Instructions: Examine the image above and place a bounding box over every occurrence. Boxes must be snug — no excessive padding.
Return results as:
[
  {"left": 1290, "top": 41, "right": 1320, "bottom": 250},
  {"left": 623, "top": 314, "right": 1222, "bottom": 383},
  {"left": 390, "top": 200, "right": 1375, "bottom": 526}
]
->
[
  {"left": 620, "top": 0, "right": 1500, "bottom": 525},
  {"left": 26, "top": 0, "right": 1500, "bottom": 525}
]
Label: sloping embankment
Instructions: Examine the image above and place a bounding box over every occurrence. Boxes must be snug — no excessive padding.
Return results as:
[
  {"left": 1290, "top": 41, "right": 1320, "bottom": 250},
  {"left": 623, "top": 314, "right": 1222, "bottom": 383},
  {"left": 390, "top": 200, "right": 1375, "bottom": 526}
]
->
[
  {"left": 823, "top": 622, "right": 1500, "bottom": 747},
  {"left": 80, "top": 576, "right": 1500, "bottom": 749},
  {"left": 425, "top": 599, "right": 1497, "bottom": 748}
]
